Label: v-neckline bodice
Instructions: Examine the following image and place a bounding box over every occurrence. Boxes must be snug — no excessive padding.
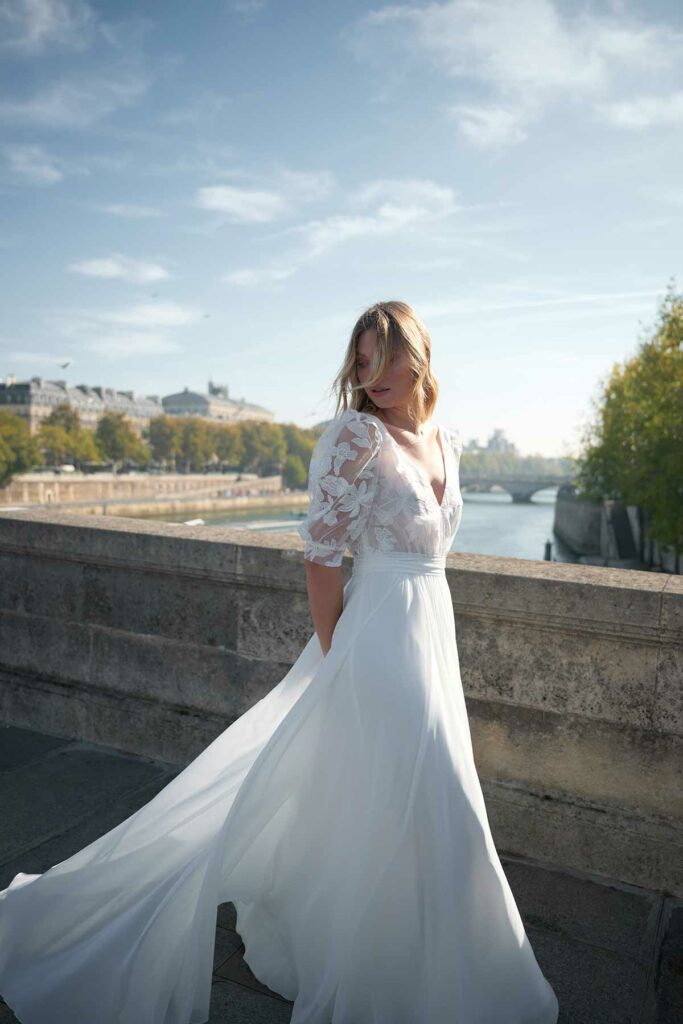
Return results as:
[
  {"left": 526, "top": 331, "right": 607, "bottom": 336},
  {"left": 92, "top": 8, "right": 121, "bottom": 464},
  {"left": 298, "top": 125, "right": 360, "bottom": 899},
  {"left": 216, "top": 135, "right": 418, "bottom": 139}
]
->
[{"left": 361, "top": 411, "right": 449, "bottom": 510}]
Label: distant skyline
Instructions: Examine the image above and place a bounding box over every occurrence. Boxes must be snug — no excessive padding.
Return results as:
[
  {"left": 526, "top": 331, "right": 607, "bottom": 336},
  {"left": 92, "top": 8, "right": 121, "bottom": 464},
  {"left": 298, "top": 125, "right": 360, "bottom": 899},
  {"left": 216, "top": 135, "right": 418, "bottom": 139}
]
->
[{"left": 1, "top": 0, "right": 681, "bottom": 456}]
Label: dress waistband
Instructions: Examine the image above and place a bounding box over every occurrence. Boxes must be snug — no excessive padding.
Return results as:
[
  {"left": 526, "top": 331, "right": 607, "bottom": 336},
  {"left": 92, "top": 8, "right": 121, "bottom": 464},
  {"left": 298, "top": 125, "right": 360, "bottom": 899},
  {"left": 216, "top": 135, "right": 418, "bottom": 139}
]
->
[{"left": 351, "top": 551, "right": 447, "bottom": 577}]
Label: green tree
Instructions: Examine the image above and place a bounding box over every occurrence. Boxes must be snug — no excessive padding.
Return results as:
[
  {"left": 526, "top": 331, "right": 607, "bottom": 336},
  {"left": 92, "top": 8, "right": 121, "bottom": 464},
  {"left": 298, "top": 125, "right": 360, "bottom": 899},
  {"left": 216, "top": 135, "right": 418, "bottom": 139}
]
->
[
  {"left": 39, "top": 404, "right": 100, "bottom": 468},
  {"left": 95, "top": 412, "right": 149, "bottom": 470},
  {"left": 0, "top": 411, "right": 40, "bottom": 485},
  {"left": 43, "top": 403, "right": 82, "bottom": 434},
  {"left": 283, "top": 453, "right": 307, "bottom": 489},
  {"left": 576, "top": 280, "right": 683, "bottom": 566},
  {"left": 214, "top": 424, "right": 245, "bottom": 469},
  {"left": 147, "top": 416, "right": 181, "bottom": 468},
  {"left": 178, "top": 418, "right": 214, "bottom": 472},
  {"left": 240, "top": 421, "right": 287, "bottom": 475},
  {"left": 37, "top": 424, "right": 71, "bottom": 466}
]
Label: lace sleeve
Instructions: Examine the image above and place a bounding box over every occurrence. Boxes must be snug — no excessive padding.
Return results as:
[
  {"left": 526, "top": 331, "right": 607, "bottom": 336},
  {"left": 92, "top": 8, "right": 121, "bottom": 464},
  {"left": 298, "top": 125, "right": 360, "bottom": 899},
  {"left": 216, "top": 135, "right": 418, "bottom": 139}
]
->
[
  {"left": 297, "top": 412, "right": 382, "bottom": 567},
  {"left": 450, "top": 429, "right": 463, "bottom": 460}
]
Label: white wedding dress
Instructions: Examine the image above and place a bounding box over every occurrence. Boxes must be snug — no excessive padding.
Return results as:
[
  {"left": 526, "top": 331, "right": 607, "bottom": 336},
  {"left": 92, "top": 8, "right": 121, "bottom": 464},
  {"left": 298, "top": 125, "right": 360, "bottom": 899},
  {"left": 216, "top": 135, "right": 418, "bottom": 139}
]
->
[{"left": 0, "top": 408, "right": 559, "bottom": 1024}]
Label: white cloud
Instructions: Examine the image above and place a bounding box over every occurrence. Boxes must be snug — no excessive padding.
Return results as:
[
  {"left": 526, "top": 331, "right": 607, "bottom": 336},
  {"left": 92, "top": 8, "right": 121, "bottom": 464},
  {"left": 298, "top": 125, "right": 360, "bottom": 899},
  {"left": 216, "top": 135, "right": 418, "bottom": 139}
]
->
[
  {"left": 44, "top": 300, "right": 204, "bottom": 360},
  {"left": 275, "top": 168, "right": 336, "bottom": 203},
  {"left": 0, "top": 0, "right": 96, "bottom": 56},
  {"left": 195, "top": 184, "right": 290, "bottom": 223},
  {"left": 94, "top": 202, "right": 163, "bottom": 219},
  {"left": 446, "top": 103, "right": 529, "bottom": 148},
  {"left": 68, "top": 254, "right": 170, "bottom": 284},
  {"left": 597, "top": 91, "right": 683, "bottom": 129},
  {"left": 420, "top": 287, "right": 664, "bottom": 321},
  {"left": 223, "top": 266, "right": 297, "bottom": 287},
  {"left": 0, "top": 72, "right": 149, "bottom": 127},
  {"left": 345, "top": 0, "right": 683, "bottom": 146},
  {"left": 86, "top": 332, "right": 182, "bottom": 358},
  {"left": 297, "top": 178, "right": 458, "bottom": 258},
  {"left": 0, "top": 347, "right": 73, "bottom": 366},
  {"left": 232, "top": 0, "right": 267, "bottom": 16},
  {"left": 223, "top": 177, "right": 460, "bottom": 287},
  {"left": 1, "top": 142, "right": 63, "bottom": 184},
  {"left": 101, "top": 302, "right": 198, "bottom": 329}
]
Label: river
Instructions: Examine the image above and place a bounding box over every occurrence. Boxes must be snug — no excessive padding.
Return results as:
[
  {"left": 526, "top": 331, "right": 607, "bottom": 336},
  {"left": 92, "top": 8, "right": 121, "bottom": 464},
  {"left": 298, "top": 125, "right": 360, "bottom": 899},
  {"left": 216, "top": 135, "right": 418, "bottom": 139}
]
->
[{"left": 140, "top": 486, "right": 577, "bottom": 564}]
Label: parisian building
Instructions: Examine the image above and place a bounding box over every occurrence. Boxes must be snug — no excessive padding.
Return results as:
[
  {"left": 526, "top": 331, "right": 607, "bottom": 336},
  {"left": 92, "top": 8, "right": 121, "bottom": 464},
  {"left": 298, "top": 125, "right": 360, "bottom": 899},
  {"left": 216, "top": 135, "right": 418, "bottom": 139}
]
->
[{"left": 0, "top": 376, "right": 273, "bottom": 434}]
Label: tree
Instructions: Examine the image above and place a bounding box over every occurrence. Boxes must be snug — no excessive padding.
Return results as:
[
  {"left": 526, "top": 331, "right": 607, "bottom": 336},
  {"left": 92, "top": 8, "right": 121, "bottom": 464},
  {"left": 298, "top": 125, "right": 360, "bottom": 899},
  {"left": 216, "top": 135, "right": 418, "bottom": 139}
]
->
[
  {"left": 0, "top": 411, "right": 40, "bottom": 485},
  {"left": 43, "top": 403, "right": 82, "bottom": 434},
  {"left": 576, "top": 280, "right": 683, "bottom": 567},
  {"left": 39, "top": 404, "right": 100, "bottom": 468},
  {"left": 95, "top": 412, "right": 149, "bottom": 470},
  {"left": 239, "top": 421, "right": 287, "bottom": 475},
  {"left": 178, "top": 418, "right": 214, "bottom": 472},
  {"left": 37, "top": 424, "right": 71, "bottom": 467},
  {"left": 283, "top": 453, "right": 307, "bottom": 489},
  {"left": 214, "top": 424, "right": 245, "bottom": 469},
  {"left": 147, "top": 416, "right": 181, "bottom": 468}
]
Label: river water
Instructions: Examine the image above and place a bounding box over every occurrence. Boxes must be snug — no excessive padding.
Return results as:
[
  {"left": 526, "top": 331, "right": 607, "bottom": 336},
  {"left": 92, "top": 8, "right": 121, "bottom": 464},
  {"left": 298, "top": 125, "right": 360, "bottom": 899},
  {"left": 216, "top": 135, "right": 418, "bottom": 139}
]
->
[{"left": 141, "top": 486, "right": 578, "bottom": 564}]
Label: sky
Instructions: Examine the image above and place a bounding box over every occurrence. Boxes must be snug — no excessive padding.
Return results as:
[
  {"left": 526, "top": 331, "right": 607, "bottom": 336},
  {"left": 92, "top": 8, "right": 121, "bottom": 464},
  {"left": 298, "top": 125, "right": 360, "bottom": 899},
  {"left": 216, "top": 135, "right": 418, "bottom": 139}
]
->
[{"left": 0, "top": 0, "right": 681, "bottom": 457}]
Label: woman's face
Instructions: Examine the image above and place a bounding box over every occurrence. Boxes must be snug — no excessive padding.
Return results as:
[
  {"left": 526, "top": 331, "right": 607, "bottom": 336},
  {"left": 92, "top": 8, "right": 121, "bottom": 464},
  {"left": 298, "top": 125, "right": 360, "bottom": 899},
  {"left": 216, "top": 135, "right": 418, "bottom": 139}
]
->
[{"left": 355, "top": 328, "right": 414, "bottom": 411}]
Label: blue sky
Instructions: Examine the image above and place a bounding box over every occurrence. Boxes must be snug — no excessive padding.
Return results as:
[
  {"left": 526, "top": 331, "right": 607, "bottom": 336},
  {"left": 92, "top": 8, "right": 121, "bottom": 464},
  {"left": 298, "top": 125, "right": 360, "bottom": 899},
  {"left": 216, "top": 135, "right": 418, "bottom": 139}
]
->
[{"left": 0, "top": 0, "right": 681, "bottom": 456}]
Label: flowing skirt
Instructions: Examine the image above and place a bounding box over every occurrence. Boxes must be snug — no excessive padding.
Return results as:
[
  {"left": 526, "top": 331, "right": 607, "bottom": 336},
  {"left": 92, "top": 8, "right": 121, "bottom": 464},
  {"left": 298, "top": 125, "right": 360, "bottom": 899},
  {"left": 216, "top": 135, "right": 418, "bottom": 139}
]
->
[{"left": 0, "top": 550, "right": 559, "bottom": 1024}]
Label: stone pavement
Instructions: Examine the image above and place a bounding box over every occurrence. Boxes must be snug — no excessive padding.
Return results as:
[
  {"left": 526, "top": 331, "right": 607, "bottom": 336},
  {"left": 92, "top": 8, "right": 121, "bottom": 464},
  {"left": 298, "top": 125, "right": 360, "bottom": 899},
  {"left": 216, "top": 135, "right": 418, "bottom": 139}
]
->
[{"left": 0, "top": 723, "right": 680, "bottom": 1024}]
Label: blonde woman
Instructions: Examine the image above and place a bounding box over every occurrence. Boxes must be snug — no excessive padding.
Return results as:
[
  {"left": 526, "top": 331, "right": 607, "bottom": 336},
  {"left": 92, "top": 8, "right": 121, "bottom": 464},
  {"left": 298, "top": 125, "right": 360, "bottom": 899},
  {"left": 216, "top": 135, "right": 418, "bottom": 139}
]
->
[{"left": 0, "top": 301, "right": 559, "bottom": 1024}]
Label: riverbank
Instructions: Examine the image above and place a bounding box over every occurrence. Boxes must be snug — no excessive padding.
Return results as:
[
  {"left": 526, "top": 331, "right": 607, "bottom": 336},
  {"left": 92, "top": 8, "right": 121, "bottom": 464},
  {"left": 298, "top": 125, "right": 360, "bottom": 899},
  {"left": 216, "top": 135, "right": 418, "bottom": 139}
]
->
[{"left": 0, "top": 489, "right": 309, "bottom": 519}]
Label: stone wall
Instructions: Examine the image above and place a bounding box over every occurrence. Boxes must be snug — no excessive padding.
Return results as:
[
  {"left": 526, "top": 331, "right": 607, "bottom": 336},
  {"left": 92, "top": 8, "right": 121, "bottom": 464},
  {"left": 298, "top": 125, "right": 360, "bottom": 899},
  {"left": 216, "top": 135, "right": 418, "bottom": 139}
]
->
[{"left": 0, "top": 508, "right": 681, "bottom": 895}]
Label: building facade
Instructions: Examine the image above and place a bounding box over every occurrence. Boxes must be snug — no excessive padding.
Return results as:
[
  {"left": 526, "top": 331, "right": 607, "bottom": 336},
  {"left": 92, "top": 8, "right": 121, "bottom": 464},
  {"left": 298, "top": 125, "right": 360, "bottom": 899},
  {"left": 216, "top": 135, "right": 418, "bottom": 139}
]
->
[
  {"left": 0, "top": 376, "right": 163, "bottom": 435},
  {"left": 162, "top": 380, "right": 273, "bottom": 424},
  {"left": 0, "top": 376, "right": 274, "bottom": 434}
]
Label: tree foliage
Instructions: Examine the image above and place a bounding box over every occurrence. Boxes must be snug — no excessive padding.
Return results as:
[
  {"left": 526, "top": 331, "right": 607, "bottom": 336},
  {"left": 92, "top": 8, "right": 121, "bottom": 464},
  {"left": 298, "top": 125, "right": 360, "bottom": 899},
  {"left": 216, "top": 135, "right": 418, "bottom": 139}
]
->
[
  {"left": 576, "top": 280, "right": 683, "bottom": 559},
  {"left": 0, "top": 411, "right": 40, "bottom": 485},
  {"left": 95, "top": 412, "right": 150, "bottom": 469}
]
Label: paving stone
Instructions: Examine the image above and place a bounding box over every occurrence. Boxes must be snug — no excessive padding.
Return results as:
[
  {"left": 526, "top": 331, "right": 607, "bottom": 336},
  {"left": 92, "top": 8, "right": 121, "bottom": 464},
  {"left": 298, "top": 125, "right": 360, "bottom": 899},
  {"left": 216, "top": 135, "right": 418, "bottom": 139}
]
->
[
  {"left": 502, "top": 855, "right": 660, "bottom": 961},
  {"left": 651, "top": 901, "right": 683, "bottom": 1023},
  {"left": 209, "top": 979, "right": 292, "bottom": 1023},
  {"left": 214, "top": 943, "right": 292, "bottom": 1005},
  {"left": 213, "top": 922, "right": 243, "bottom": 970},
  {"left": 0, "top": 743, "right": 176, "bottom": 863},
  {"left": 0, "top": 768, "right": 180, "bottom": 888},
  {"left": 0, "top": 724, "right": 69, "bottom": 770},
  {"left": 217, "top": 900, "right": 237, "bottom": 931},
  {"left": 528, "top": 923, "right": 649, "bottom": 1023}
]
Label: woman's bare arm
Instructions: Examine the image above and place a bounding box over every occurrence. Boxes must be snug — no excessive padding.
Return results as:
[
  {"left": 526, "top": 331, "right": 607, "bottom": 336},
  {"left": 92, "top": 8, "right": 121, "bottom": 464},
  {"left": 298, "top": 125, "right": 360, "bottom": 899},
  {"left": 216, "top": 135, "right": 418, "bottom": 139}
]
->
[{"left": 303, "top": 561, "right": 344, "bottom": 656}]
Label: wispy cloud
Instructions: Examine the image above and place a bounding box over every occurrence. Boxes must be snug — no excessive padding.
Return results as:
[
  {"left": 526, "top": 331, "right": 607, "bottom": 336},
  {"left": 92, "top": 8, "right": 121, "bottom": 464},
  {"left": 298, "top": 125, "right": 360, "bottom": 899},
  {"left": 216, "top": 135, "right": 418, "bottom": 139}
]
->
[
  {"left": 94, "top": 202, "right": 163, "bottom": 219},
  {"left": 195, "top": 184, "right": 290, "bottom": 223},
  {"left": 223, "top": 177, "right": 460, "bottom": 286},
  {"left": 68, "top": 254, "right": 171, "bottom": 284},
  {"left": 420, "top": 287, "right": 664, "bottom": 321},
  {"left": 0, "top": 72, "right": 149, "bottom": 127},
  {"left": 1, "top": 142, "right": 64, "bottom": 184},
  {"left": 44, "top": 300, "right": 204, "bottom": 359},
  {"left": 597, "top": 90, "right": 683, "bottom": 129},
  {"left": 344, "top": 0, "right": 683, "bottom": 147},
  {"left": 223, "top": 266, "right": 297, "bottom": 287},
  {"left": 232, "top": 0, "right": 267, "bottom": 17},
  {"left": 0, "top": 346, "right": 74, "bottom": 367},
  {"left": 0, "top": 0, "right": 97, "bottom": 56}
]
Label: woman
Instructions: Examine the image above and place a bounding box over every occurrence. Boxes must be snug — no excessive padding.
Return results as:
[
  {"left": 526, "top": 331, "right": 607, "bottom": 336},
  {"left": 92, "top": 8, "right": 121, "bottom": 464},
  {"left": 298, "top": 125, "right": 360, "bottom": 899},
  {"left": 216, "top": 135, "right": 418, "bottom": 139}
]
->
[{"left": 0, "top": 301, "right": 559, "bottom": 1023}]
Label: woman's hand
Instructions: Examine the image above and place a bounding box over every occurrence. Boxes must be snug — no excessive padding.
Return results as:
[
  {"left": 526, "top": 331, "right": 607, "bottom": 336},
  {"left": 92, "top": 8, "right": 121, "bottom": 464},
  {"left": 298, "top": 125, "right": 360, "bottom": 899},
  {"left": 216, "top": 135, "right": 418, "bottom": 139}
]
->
[{"left": 303, "top": 560, "right": 344, "bottom": 657}]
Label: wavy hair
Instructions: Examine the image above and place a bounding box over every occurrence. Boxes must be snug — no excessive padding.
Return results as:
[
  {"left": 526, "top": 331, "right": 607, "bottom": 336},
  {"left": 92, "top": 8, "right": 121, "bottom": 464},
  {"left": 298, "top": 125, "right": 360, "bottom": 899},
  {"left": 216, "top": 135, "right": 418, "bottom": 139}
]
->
[{"left": 331, "top": 300, "right": 439, "bottom": 425}]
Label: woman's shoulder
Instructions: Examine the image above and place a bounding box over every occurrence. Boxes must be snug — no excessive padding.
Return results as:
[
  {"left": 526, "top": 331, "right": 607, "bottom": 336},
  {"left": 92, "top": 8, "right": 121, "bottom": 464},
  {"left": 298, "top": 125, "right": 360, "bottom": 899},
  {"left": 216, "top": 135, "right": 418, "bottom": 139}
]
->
[{"left": 316, "top": 408, "right": 383, "bottom": 455}]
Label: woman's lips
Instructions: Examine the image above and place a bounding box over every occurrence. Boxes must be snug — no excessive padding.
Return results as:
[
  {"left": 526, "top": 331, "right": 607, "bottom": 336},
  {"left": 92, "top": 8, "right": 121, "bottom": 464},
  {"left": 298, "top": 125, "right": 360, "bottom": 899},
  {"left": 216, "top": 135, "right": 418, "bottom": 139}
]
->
[{"left": 371, "top": 387, "right": 389, "bottom": 394}]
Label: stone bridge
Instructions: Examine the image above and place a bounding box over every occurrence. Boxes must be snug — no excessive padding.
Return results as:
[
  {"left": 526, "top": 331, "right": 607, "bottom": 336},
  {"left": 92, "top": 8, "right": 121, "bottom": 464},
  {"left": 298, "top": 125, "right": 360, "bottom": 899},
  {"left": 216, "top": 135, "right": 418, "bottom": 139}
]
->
[{"left": 460, "top": 471, "right": 572, "bottom": 503}]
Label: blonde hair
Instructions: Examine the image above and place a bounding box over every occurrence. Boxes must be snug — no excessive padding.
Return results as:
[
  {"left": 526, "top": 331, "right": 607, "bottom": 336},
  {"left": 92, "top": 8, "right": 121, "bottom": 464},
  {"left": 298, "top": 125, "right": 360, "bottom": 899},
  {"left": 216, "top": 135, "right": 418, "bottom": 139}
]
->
[{"left": 331, "top": 300, "right": 439, "bottom": 424}]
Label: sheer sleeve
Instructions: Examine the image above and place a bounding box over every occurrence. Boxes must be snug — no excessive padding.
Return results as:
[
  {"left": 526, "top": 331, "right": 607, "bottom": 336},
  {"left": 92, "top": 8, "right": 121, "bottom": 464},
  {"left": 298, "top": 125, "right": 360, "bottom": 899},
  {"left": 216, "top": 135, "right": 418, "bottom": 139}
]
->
[
  {"left": 297, "top": 411, "right": 382, "bottom": 567},
  {"left": 451, "top": 429, "right": 463, "bottom": 460}
]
